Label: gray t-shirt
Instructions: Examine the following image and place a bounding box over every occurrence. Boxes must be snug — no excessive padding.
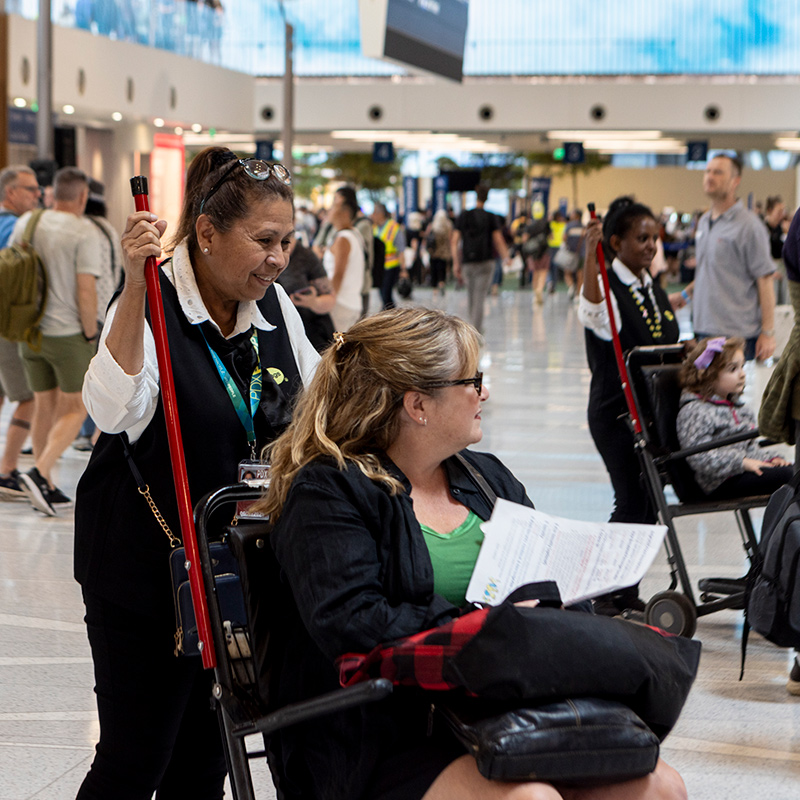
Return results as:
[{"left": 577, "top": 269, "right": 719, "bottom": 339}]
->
[
  {"left": 12, "top": 209, "right": 103, "bottom": 336},
  {"left": 692, "top": 200, "right": 774, "bottom": 339}
]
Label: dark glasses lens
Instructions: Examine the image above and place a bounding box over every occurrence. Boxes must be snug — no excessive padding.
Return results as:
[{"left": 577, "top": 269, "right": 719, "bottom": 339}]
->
[{"left": 199, "top": 158, "right": 292, "bottom": 214}]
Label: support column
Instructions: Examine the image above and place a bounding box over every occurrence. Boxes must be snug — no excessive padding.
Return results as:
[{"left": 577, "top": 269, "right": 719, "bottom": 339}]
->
[
  {"left": 36, "top": 0, "right": 53, "bottom": 160},
  {"left": 0, "top": 10, "right": 8, "bottom": 168}
]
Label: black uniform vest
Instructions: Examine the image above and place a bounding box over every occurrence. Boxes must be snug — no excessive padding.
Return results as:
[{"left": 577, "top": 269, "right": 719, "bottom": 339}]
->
[
  {"left": 74, "top": 272, "right": 303, "bottom": 617},
  {"left": 585, "top": 268, "right": 679, "bottom": 421}
]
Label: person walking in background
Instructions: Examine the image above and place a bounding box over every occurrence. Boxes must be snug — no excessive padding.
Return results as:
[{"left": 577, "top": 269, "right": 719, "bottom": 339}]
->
[
  {"left": 546, "top": 209, "right": 567, "bottom": 294},
  {"left": 0, "top": 165, "right": 41, "bottom": 494},
  {"left": 276, "top": 238, "right": 335, "bottom": 352},
  {"left": 451, "top": 184, "right": 509, "bottom": 333},
  {"left": 426, "top": 209, "right": 453, "bottom": 297},
  {"left": 73, "top": 179, "right": 125, "bottom": 452},
  {"left": 323, "top": 190, "right": 366, "bottom": 332},
  {"left": 372, "top": 202, "right": 406, "bottom": 309},
  {"left": 334, "top": 186, "right": 374, "bottom": 318},
  {"left": 684, "top": 154, "right": 776, "bottom": 362},
  {"left": 764, "top": 195, "right": 788, "bottom": 305},
  {"left": 13, "top": 167, "right": 102, "bottom": 515}
]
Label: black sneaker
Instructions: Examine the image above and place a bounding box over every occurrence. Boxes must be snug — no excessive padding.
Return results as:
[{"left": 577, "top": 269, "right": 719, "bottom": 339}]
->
[
  {"left": 19, "top": 467, "right": 57, "bottom": 516},
  {"left": 0, "top": 470, "right": 25, "bottom": 498},
  {"left": 787, "top": 658, "right": 800, "bottom": 696},
  {"left": 47, "top": 486, "right": 73, "bottom": 506}
]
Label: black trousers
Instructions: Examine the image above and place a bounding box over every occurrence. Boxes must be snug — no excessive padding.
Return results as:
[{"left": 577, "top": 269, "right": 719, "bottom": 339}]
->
[
  {"left": 707, "top": 465, "right": 794, "bottom": 500},
  {"left": 589, "top": 410, "right": 657, "bottom": 525},
  {"left": 77, "top": 590, "right": 227, "bottom": 800},
  {"left": 381, "top": 267, "right": 400, "bottom": 309}
]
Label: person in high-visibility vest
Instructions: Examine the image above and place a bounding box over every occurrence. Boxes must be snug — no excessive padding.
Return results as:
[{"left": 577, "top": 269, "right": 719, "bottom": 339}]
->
[{"left": 372, "top": 202, "right": 406, "bottom": 309}]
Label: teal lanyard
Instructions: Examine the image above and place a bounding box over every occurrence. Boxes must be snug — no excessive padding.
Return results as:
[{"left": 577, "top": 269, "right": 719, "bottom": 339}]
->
[{"left": 200, "top": 327, "right": 263, "bottom": 459}]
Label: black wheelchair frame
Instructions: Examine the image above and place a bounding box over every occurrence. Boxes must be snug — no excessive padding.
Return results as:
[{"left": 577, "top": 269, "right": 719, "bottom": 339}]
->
[
  {"left": 193, "top": 483, "right": 392, "bottom": 800},
  {"left": 626, "top": 345, "right": 771, "bottom": 638}
]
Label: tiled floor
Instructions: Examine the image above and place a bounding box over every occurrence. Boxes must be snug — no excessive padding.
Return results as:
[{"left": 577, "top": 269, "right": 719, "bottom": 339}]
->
[{"left": 2, "top": 284, "right": 800, "bottom": 799}]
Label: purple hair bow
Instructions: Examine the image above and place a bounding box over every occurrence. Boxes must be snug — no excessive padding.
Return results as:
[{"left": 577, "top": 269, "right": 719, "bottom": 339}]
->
[{"left": 693, "top": 337, "right": 726, "bottom": 370}]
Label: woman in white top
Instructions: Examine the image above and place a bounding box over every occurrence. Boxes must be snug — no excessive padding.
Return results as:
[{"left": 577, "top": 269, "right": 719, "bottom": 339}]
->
[
  {"left": 73, "top": 147, "right": 318, "bottom": 800},
  {"left": 324, "top": 190, "right": 366, "bottom": 332}
]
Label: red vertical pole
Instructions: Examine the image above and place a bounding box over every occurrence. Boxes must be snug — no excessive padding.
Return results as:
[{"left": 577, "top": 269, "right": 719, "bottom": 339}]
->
[
  {"left": 130, "top": 176, "right": 216, "bottom": 669},
  {"left": 588, "top": 203, "right": 642, "bottom": 434}
]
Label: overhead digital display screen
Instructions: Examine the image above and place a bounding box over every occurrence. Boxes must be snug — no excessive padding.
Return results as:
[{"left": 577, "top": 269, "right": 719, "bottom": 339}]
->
[{"left": 383, "top": 0, "right": 469, "bottom": 81}]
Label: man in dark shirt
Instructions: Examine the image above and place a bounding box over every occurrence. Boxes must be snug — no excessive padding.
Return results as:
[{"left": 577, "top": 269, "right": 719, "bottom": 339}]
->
[
  {"left": 276, "top": 241, "right": 335, "bottom": 352},
  {"left": 451, "top": 184, "right": 509, "bottom": 333}
]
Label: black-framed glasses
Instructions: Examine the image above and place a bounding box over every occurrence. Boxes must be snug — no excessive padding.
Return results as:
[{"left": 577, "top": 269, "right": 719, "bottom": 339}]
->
[
  {"left": 198, "top": 158, "right": 292, "bottom": 214},
  {"left": 421, "top": 372, "right": 483, "bottom": 396}
]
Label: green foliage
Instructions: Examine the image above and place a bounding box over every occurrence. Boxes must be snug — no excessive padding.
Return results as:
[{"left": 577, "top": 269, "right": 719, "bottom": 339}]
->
[
  {"left": 434, "top": 155, "right": 526, "bottom": 191},
  {"left": 323, "top": 151, "right": 403, "bottom": 194}
]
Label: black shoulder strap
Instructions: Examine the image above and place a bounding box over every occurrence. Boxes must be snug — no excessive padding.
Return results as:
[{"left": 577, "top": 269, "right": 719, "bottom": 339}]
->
[{"left": 454, "top": 452, "right": 497, "bottom": 508}]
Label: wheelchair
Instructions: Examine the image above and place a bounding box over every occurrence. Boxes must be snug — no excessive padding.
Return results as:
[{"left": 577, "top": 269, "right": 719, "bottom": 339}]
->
[
  {"left": 626, "top": 345, "right": 772, "bottom": 638},
  {"left": 192, "top": 483, "right": 392, "bottom": 800}
]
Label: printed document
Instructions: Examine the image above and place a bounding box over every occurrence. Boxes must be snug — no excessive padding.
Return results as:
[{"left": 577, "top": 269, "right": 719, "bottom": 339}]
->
[{"left": 466, "top": 499, "right": 667, "bottom": 607}]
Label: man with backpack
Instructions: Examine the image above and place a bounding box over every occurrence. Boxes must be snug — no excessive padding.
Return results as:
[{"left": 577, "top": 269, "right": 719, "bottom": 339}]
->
[
  {"left": 0, "top": 165, "right": 42, "bottom": 496},
  {"left": 12, "top": 167, "right": 102, "bottom": 515},
  {"left": 451, "top": 184, "right": 510, "bottom": 333}
]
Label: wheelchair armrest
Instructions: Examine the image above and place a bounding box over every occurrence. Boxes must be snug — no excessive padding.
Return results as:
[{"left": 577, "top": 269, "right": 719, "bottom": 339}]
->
[
  {"left": 231, "top": 678, "right": 393, "bottom": 738},
  {"left": 658, "top": 429, "right": 759, "bottom": 463}
]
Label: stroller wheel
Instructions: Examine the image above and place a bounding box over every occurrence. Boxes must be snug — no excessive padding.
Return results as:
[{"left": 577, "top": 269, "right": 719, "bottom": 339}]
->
[{"left": 644, "top": 591, "right": 697, "bottom": 638}]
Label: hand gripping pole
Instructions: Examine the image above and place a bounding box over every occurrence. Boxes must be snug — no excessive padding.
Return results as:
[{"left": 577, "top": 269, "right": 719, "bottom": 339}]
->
[
  {"left": 587, "top": 203, "right": 642, "bottom": 434},
  {"left": 130, "top": 176, "right": 217, "bottom": 669}
]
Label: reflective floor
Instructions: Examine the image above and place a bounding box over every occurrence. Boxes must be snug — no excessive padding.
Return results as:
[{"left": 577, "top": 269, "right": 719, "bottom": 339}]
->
[{"left": 1, "top": 284, "right": 799, "bottom": 799}]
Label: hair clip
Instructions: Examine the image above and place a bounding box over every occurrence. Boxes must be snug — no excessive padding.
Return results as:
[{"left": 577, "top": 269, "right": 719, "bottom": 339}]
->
[
  {"left": 693, "top": 337, "right": 726, "bottom": 370},
  {"left": 333, "top": 331, "right": 346, "bottom": 350}
]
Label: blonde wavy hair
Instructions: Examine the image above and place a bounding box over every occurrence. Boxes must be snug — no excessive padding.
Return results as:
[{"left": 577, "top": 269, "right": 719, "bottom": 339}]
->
[{"left": 258, "top": 307, "right": 481, "bottom": 520}]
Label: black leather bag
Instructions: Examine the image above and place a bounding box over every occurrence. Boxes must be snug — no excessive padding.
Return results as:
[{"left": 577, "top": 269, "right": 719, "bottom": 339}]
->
[
  {"left": 169, "top": 540, "right": 248, "bottom": 657},
  {"left": 438, "top": 697, "right": 660, "bottom": 785}
]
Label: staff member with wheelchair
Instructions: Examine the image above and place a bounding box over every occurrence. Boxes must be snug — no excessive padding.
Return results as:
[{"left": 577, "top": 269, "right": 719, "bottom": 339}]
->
[
  {"left": 73, "top": 146, "right": 319, "bottom": 799},
  {"left": 578, "top": 197, "right": 682, "bottom": 616},
  {"left": 255, "top": 307, "right": 686, "bottom": 800}
]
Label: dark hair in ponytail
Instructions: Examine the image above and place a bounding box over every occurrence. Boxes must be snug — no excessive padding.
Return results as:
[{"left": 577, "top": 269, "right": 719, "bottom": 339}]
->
[
  {"left": 167, "top": 146, "right": 293, "bottom": 255},
  {"left": 602, "top": 196, "right": 656, "bottom": 255}
]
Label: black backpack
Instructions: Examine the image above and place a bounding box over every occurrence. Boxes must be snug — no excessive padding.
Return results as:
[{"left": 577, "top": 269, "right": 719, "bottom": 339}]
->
[{"left": 746, "top": 471, "right": 800, "bottom": 647}]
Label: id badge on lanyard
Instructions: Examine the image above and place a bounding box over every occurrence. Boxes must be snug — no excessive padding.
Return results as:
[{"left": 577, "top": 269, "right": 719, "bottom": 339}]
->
[{"left": 201, "top": 326, "right": 263, "bottom": 461}]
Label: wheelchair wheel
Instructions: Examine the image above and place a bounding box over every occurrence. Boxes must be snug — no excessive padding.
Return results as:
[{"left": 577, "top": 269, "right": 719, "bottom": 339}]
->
[{"left": 644, "top": 591, "right": 697, "bottom": 638}]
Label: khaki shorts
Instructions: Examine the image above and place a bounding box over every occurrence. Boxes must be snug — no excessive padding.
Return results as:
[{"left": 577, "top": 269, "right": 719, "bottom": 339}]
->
[
  {"left": 19, "top": 333, "right": 96, "bottom": 394},
  {"left": 0, "top": 337, "right": 33, "bottom": 402}
]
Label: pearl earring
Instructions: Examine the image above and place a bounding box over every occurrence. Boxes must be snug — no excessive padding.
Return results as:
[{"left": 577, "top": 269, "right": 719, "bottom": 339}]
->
[
  {"left": 203, "top": 247, "right": 210, "bottom": 254},
  {"left": 419, "top": 417, "right": 427, "bottom": 426}
]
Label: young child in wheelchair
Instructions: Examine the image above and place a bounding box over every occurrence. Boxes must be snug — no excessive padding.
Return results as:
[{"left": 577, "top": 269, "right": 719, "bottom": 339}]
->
[{"left": 676, "top": 336, "right": 792, "bottom": 500}]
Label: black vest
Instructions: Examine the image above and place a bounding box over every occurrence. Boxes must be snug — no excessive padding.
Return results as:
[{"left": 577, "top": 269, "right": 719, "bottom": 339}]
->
[
  {"left": 74, "top": 273, "right": 303, "bottom": 616},
  {"left": 585, "top": 268, "right": 679, "bottom": 420}
]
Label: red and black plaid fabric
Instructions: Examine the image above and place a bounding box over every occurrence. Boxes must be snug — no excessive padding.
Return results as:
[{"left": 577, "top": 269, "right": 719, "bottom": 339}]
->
[{"left": 337, "top": 607, "right": 491, "bottom": 690}]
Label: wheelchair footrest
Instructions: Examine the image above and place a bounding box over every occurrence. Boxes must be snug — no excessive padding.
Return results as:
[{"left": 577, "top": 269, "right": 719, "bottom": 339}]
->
[{"left": 698, "top": 576, "right": 747, "bottom": 596}]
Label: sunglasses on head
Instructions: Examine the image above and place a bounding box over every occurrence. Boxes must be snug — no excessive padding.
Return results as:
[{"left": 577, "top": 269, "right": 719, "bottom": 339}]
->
[{"left": 199, "top": 158, "right": 292, "bottom": 214}]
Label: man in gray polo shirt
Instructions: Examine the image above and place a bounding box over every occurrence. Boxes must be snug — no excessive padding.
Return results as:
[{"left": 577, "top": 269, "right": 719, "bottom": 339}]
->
[{"left": 686, "top": 153, "right": 775, "bottom": 361}]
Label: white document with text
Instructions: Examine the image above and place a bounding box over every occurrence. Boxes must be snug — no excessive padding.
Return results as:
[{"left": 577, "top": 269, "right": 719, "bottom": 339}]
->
[{"left": 466, "top": 499, "right": 667, "bottom": 607}]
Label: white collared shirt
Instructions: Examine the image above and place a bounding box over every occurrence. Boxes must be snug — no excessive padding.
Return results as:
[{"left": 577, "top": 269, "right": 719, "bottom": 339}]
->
[
  {"left": 577, "top": 257, "right": 657, "bottom": 342},
  {"left": 83, "top": 240, "right": 320, "bottom": 443}
]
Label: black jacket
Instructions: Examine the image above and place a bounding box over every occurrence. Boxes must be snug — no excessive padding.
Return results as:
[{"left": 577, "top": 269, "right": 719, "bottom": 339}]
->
[{"left": 261, "top": 449, "right": 532, "bottom": 800}]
